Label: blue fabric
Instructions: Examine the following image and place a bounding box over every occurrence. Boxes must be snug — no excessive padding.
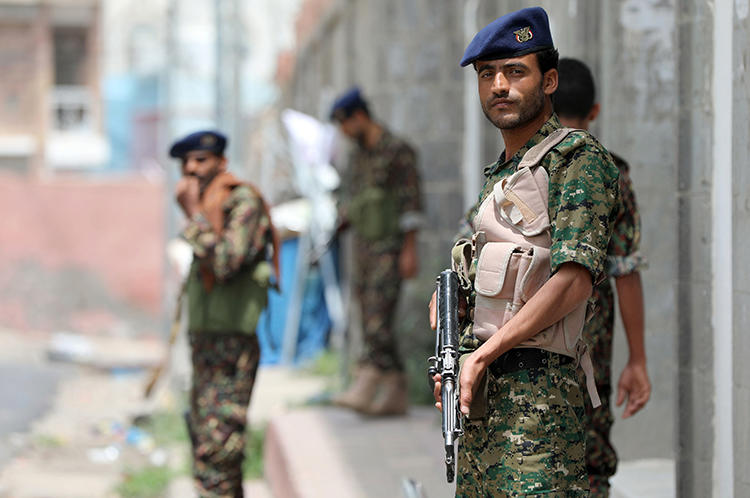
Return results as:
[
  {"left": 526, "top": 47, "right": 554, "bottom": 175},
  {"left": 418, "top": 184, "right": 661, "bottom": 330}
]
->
[
  {"left": 256, "top": 238, "right": 336, "bottom": 365},
  {"left": 460, "top": 6, "right": 553, "bottom": 67},
  {"left": 104, "top": 75, "right": 160, "bottom": 172},
  {"left": 168, "top": 130, "right": 227, "bottom": 159}
]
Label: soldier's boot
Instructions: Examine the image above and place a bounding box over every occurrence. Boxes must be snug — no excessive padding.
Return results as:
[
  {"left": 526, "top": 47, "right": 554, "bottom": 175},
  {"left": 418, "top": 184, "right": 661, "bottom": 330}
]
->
[
  {"left": 333, "top": 365, "right": 383, "bottom": 412},
  {"left": 365, "top": 371, "right": 408, "bottom": 416}
]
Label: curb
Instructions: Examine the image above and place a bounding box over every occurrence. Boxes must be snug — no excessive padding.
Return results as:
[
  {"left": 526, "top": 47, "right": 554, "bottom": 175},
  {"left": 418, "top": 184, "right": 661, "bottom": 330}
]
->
[{"left": 264, "top": 409, "right": 367, "bottom": 498}]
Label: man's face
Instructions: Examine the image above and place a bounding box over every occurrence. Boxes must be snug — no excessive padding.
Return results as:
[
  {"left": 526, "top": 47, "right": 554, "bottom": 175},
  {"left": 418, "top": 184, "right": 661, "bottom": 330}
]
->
[
  {"left": 336, "top": 112, "right": 367, "bottom": 146},
  {"left": 476, "top": 53, "right": 551, "bottom": 130},
  {"left": 181, "top": 150, "right": 226, "bottom": 191}
]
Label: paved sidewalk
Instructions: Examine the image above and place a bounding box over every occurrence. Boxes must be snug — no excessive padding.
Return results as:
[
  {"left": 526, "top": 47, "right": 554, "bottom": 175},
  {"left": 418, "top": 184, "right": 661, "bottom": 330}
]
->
[
  {"left": 265, "top": 406, "right": 455, "bottom": 498},
  {"left": 263, "top": 406, "right": 675, "bottom": 498},
  {"left": 0, "top": 327, "right": 329, "bottom": 498},
  {"left": 0, "top": 329, "right": 167, "bottom": 498},
  {"left": 0, "top": 326, "right": 675, "bottom": 498}
]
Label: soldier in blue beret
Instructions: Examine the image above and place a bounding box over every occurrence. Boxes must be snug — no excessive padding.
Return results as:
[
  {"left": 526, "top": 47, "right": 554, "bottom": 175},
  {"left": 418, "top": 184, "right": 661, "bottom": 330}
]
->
[
  {"left": 169, "top": 129, "right": 278, "bottom": 498},
  {"left": 429, "top": 6, "right": 621, "bottom": 496},
  {"left": 329, "top": 87, "right": 424, "bottom": 416}
]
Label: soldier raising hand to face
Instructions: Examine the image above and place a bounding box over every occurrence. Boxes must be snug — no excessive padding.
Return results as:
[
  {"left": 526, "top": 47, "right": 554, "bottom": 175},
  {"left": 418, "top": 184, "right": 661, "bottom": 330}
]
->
[{"left": 169, "top": 130, "right": 278, "bottom": 498}]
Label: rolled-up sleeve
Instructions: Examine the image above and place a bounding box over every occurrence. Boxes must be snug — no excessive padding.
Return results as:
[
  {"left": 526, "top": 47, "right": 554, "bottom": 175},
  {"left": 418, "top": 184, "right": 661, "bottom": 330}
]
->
[
  {"left": 391, "top": 145, "right": 424, "bottom": 232},
  {"left": 548, "top": 144, "right": 620, "bottom": 284},
  {"left": 606, "top": 162, "right": 648, "bottom": 277}
]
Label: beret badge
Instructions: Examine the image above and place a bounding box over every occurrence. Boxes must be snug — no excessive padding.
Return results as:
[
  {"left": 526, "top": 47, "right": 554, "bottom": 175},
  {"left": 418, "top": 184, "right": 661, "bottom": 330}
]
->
[
  {"left": 459, "top": 7, "right": 553, "bottom": 67},
  {"left": 514, "top": 26, "right": 533, "bottom": 43},
  {"left": 200, "top": 134, "right": 217, "bottom": 147}
]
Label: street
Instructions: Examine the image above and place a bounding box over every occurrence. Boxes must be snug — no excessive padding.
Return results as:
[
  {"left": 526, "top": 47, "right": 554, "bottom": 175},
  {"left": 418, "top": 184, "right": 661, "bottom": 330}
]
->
[{"left": 0, "top": 363, "right": 69, "bottom": 467}]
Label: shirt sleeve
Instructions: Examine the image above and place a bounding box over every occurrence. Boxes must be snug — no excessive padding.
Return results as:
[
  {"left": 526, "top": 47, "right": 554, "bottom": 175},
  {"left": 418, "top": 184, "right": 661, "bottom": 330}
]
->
[
  {"left": 548, "top": 142, "right": 620, "bottom": 283},
  {"left": 336, "top": 151, "right": 356, "bottom": 220},
  {"left": 390, "top": 144, "right": 424, "bottom": 232},
  {"left": 181, "top": 186, "right": 268, "bottom": 282},
  {"left": 607, "top": 163, "right": 648, "bottom": 277}
]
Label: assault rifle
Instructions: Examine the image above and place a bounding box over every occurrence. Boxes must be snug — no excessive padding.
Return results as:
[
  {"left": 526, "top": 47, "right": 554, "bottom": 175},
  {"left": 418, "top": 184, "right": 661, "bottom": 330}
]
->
[{"left": 427, "top": 269, "right": 463, "bottom": 483}]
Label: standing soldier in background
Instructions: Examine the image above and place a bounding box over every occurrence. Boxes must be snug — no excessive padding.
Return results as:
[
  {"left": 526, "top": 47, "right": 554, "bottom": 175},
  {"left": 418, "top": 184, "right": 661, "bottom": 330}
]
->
[
  {"left": 555, "top": 57, "right": 651, "bottom": 497},
  {"left": 170, "top": 130, "right": 278, "bottom": 498},
  {"left": 431, "top": 7, "right": 620, "bottom": 495},
  {"left": 330, "top": 88, "right": 423, "bottom": 416}
]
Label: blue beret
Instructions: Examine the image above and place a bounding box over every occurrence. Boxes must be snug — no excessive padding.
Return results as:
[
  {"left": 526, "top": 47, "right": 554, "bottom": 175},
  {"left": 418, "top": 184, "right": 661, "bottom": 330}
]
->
[
  {"left": 329, "top": 87, "right": 369, "bottom": 121},
  {"left": 460, "top": 7, "right": 554, "bottom": 67},
  {"left": 169, "top": 130, "right": 227, "bottom": 159}
]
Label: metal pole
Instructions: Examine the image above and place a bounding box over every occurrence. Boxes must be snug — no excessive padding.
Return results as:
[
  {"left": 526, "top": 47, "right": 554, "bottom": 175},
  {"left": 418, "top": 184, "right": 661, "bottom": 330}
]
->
[
  {"left": 462, "top": 0, "right": 481, "bottom": 210},
  {"left": 711, "top": 0, "right": 734, "bottom": 496},
  {"left": 214, "top": 0, "right": 223, "bottom": 126}
]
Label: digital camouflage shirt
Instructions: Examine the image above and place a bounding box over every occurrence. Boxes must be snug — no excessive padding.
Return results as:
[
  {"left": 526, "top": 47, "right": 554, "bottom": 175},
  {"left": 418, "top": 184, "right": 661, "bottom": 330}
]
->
[
  {"left": 584, "top": 152, "right": 647, "bottom": 386},
  {"left": 339, "top": 128, "right": 423, "bottom": 254},
  {"left": 182, "top": 185, "right": 272, "bottom": 283},
  {"left": 604, "top": 154, "right": 646, "bottom": 278},
  {"left": 459, "top": 114, "right": 621, "bottom": 352}
]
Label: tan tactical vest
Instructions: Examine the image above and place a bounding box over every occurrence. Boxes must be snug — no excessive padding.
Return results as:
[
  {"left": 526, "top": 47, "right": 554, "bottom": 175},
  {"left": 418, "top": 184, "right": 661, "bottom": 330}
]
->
[{"left": 458, "top": 128, "right": 600, "bottom": 407}]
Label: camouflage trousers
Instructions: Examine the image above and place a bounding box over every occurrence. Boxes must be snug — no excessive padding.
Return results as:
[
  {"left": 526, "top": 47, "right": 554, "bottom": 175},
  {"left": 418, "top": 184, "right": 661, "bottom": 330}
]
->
[
  {"left": 582, "top": 283, "right": 617, "bottom": 497},
  {"left": 457, "top": 353, "right": 589, "bottom": 497},
  {"left": 354, "top": 246, "right": 403, "bottom": 372},
  {"left": 188, "top": 332, "right": 260, "bottom": 498}
]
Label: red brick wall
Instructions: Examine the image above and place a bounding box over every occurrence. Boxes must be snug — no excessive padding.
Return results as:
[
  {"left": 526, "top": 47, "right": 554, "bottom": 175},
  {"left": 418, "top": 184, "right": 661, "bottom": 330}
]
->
[{"left": 0, "top": 172, "right": 165, "bottom": 331}]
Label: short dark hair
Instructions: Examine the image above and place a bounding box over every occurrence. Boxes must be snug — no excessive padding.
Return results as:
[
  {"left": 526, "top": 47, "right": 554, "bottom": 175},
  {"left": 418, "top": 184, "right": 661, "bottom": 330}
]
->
[
  {"left": 536, "top": 47, "right": 559, "bottom": 77},
  {"left": 554, "top": 57, "right": 596, "bottom": 119},
  {"left": 331, "top": 102, "right": 369, "bottom": 123}
]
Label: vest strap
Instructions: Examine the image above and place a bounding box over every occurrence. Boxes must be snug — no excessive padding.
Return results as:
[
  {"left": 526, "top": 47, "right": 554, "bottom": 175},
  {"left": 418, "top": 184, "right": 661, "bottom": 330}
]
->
[
  {"left": 578, "top": 342, "right": 602, "bottom": 408},
  {"left": 517, "top": 127, "right": 580, "bottom": 170}
]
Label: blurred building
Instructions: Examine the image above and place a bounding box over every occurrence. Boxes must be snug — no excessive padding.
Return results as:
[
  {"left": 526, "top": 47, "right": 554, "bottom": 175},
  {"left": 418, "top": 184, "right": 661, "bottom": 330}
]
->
[
  {"left": 272, "top": 1, "right": 750, "bottom": 496},
  {"left": 0, "top": 0, "right": 106, "bottom": 175},
  {"left": 0, "top": 0, "right": 165, "bottom": 337}
]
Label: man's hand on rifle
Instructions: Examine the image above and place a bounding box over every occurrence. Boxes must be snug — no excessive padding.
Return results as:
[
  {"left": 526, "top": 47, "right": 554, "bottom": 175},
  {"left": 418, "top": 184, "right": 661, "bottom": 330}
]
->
[
  {"left": 429, "top": 290, "right": 466, "bottom": 330},
  {"left": 429, "top": 291, "right": 438, "bottom": 330},
  {"left": 428, "top": 289, "right": 467, "bottom": 413},
  {"left": 432, "top": 373, "right": 443, "bottom": 411},
  {"left": 458, "top": 353, "right": 485, "bottom": 415},
  {"left": 433, "top": 352, "right": 486, "bottom": 415}
]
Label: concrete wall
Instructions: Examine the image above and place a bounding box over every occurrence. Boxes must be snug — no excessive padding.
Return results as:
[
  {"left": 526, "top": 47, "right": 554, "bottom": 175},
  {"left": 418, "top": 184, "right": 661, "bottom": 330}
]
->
[
  {"left": 675, "top": 2, "right": 714, "bottom": 496},
  {"left": 279, "top": 0, "right": 750, "bottom": 493},
  {"left": 733, "top": 3, "right": 750, "bottom": 497}
]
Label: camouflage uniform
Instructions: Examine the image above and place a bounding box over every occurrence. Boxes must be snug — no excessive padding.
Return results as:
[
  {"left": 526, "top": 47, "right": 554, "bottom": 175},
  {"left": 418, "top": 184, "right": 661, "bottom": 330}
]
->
[
  {"left": 340, "top": 129, "right": 422, "bottom": 372},
  {"left": 182, "top": 185, "right": 273, "bottom": 498},
  {"left": 456, "top": 115, "right": 620, "bottom": 496},
  {"left": 583, "top": 154, "right": 646, "bottom": 497}
]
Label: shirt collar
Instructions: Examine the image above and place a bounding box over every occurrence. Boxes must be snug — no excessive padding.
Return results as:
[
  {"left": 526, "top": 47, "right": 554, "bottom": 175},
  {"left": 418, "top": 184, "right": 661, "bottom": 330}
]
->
[
  {"left": 484, "top": 114, "right": 562, "bottom": 177},
  {"left": 363, "top": 126, "right": 390, "bottom": 154}
]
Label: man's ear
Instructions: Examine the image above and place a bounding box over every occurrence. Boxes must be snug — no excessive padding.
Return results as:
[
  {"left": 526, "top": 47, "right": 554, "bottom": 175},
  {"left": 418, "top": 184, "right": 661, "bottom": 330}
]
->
[
  {"left": 218, "top": 157, "right": 228, "bottom": 171},
  {"left": 587, "top": 103, "right": 601, "bottom": 123},
  {"left": 543, "top": 68, "right": 558, "bottom": 96}
]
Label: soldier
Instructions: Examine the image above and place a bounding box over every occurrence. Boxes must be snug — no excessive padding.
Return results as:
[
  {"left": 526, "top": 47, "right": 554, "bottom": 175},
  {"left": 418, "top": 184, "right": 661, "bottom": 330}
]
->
[
  {"left": 170, "top": 130, "right": 278, "bottom": 498},
  {"left": 555, "top": 57, "right": 651, "bottom": 497},
  {"left": 430, "top": 7, "right": 620, "bottom": 495},
  {"left": 330, "top": 88, "right": 423, "bottom": 416}
]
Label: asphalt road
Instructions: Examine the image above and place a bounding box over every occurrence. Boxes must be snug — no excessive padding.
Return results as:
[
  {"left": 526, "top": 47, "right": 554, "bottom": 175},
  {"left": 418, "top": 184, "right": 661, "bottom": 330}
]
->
[{"left": 0, "top": 364, "right": 68, "bottom": 467}]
